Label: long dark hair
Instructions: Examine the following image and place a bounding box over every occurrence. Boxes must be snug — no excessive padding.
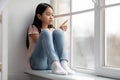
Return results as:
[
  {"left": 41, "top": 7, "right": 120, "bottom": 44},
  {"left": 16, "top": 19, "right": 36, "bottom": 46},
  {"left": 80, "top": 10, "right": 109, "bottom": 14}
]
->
[{"left": 26, "top": 3, "right": 54, "bottom": 49}]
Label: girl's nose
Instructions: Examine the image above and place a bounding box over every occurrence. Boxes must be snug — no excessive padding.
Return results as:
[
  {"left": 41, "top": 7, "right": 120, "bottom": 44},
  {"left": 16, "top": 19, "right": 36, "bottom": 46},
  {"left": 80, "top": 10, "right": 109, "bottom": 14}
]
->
[{"left": 50, "top": 16, "right": 54, "bottom": 19}]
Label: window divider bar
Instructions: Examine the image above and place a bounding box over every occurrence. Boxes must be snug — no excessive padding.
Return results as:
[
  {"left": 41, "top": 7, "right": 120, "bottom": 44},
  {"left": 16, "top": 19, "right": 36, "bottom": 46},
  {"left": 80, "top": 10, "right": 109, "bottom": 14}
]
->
[
  {"left": 69, "top": 0, "right": 73, "bottom": 67},
  {"left": 100, "top": 3, "right": 120, "bottom": 8},
  {"left": 54, "top": 8, "right": 95, "bottom": 18},
  {"left": 54, "top": 2, "right": 120, "bottom": 18}
]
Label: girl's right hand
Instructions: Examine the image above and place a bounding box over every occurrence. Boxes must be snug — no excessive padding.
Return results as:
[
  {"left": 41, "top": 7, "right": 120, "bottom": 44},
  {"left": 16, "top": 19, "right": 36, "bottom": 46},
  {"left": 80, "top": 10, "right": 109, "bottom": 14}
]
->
[{"left": 60, "top": 20, "right": 68, "bottom": 31}]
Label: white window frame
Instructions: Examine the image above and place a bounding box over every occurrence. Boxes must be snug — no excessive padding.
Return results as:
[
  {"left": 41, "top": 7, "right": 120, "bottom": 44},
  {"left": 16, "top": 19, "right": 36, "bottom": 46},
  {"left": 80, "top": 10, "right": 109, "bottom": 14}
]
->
[
  {"left": 95, "top": 0, "right": 120, "bottom": 79},
  {"left": 51, "top": 0, "right": 120, "bottom": 79}
]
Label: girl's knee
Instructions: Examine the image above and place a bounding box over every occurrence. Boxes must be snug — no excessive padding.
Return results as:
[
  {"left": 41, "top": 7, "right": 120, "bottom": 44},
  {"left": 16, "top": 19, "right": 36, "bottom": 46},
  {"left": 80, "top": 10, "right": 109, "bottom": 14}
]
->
[
  {"left": 41, "top": 29, "right": 52, "bottom": 36},
  {"left": 53, "top": 29, "right": 64, "bottom": 36}
]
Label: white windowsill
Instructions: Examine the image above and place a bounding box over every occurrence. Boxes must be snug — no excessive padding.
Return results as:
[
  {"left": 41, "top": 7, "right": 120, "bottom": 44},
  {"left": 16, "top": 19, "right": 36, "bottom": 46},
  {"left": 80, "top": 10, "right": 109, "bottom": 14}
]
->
[{"left": 24, "top": 69, "right": 115, "bottom": 80}]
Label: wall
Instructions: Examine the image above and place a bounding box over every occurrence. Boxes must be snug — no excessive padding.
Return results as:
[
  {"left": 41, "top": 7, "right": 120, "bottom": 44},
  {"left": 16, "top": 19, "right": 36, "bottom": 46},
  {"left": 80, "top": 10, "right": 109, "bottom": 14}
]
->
[
  {"left": 0, "top": 12, "right": 1, "bottom": 62},
  {"left": 8, "top": 0, "right": 50, "bottom": 80}
]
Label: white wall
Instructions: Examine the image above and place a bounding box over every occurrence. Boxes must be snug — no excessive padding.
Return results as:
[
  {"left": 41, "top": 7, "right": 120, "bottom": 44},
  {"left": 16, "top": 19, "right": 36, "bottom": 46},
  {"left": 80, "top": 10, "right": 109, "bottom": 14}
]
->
[
  {"left": 0, "top": 10, "right": 2, "bottom": 63},
  {"left": 8, "top": 0, "right": 50, "bottom": 80},
  {"left": 0, "top": 13, "right": 1, "bottom": 62},
  {"left": 0, "top": 31, "right": 1, "bottom": 62}
]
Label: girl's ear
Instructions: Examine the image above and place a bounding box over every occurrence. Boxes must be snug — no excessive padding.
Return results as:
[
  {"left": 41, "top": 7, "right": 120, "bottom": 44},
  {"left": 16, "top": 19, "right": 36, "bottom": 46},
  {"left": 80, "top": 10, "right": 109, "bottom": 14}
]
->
[{"left": 37, "top": 14, "right": 41, "bottom": 20}]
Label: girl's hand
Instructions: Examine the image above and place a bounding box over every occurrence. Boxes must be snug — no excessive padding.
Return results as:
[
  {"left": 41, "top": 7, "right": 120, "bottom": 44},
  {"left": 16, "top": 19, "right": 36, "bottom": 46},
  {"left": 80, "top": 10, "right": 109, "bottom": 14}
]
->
[{"left": 60, "top": 20, "right": 68, "bottom": 31}]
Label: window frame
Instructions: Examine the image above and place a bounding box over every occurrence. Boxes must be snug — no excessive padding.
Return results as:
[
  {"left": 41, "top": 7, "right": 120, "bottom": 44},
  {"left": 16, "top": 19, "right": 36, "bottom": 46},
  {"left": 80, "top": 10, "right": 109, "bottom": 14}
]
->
[
  {"left": 95, "top": 0, "right": 120, "bottom": 79},
  {"left": 51, "top": 0, "right": 120, "bottom": 79}
]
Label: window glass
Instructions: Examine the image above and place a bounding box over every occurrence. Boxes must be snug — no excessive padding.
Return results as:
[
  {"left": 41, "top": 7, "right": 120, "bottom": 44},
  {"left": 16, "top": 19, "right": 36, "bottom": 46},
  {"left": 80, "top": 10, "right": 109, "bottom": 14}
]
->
[
  {"left": 52, "top": 0, "right": 70, "bottom": 15},
  {"left": 105, "top": 0, "right": 120, "bottom": 5},
  {"left": 72, "top": 12, "right": 94, "bottom": 69},
  {"left": 105, "top": 6, "right": 120, "bottom": 68},
  {"left": 72, "top": 0, "right": 94, "bottom": 12}
]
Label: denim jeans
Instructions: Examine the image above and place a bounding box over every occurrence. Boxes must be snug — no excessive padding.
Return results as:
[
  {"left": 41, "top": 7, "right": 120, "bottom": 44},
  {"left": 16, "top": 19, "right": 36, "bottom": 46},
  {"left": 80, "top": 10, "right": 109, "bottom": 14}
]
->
[{"left": 30, "top": 29, "right": 68, "bottom": 70}]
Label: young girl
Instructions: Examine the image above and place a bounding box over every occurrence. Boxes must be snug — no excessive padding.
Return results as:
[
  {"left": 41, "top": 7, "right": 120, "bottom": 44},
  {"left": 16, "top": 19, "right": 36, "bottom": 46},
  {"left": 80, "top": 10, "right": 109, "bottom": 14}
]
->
[{"left": 26, "top": 3, "right": 75, "bottom": 75}]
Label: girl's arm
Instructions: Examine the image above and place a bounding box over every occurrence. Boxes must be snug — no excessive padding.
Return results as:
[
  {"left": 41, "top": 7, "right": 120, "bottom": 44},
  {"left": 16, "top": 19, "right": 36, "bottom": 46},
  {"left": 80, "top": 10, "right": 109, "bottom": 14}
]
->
[
  {"left": 28, "top": 25, "right": 40, "bottom": 43},
  {"left": 29, "top": 34, "right": 39, "bottom": 43}
]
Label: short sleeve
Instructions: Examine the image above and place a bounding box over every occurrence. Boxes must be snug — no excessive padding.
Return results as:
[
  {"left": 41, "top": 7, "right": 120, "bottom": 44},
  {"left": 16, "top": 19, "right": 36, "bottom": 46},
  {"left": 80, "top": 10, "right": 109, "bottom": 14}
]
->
[{"left": 28, "top": 25, "right": 39, "bottom": 35}]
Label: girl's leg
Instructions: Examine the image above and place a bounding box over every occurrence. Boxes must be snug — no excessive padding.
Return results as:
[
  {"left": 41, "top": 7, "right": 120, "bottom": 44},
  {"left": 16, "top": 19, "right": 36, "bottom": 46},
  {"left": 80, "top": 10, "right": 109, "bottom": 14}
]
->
[
  {"left": 30, "top": 29, "right": 67, "bottom": 74},
  {"left": 30, "top": 32, "right": 47, "bottom": 70},
  {"left": 53, "top": 29, "right": 67, "bottom": 61},
  {"left": 53, "top": 29, "right": 75, "bottom": 74}
]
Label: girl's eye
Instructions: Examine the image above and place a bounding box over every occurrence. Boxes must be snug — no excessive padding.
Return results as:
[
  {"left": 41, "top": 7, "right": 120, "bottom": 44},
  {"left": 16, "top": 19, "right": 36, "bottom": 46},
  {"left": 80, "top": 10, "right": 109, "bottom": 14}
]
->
[
  {"left": 47, "top": 14, "right": 50, "bottom": 16},
  {"left": 46, "top": 13, "right": 53, "bottom": 16}
]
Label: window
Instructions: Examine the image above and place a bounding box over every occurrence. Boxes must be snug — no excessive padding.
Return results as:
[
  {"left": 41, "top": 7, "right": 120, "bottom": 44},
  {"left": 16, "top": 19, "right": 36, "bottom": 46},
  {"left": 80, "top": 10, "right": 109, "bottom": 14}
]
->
[
  {"left": 72, "top": 12, "right": 94, "bottom": 69},
  {"left": 105, "top": 0, "right": 120, "bottom": 5},
  {"left": 51, "top": 0, "right": 120, "bottom": 79},
  {"left": 72, "top": 0, "right": 94, "bottom": 12},
  {"left": 105, "top": 5, "right": 120, "bottom": 68},
  {"left": 95, "top": 0, "right": 120, "bottom": 79},
  {"left": 51, "top": 0, "right": 95, "bottom": 70},
  {"left": 51, "top": 0, "right": 70, "bottom": 15}
]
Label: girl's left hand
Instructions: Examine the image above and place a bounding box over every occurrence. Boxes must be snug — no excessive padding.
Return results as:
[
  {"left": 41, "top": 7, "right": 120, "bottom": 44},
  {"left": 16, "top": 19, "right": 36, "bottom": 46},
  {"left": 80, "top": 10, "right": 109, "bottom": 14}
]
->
[{"left": 60, "top": 20, "right": 68, "bottom": 31}]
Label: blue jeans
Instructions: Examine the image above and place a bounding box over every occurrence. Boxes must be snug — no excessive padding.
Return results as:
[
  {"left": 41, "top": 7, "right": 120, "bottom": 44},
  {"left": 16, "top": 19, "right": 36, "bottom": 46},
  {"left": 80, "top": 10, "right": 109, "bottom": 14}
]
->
[{"left": 30, "top": 29, "right": 68, "bottom": 70}]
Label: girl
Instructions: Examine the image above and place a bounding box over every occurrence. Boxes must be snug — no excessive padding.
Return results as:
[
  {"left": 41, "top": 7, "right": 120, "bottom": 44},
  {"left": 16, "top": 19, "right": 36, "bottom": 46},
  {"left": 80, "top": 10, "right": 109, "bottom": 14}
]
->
[{"left": 26, "top": 3, "right": 75, "bottom": 75}]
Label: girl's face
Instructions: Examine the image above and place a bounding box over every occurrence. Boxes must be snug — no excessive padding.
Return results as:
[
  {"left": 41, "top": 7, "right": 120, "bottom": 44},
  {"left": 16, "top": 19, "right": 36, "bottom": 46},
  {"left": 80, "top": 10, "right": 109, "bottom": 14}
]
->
[{"left": 39, "top": 7, "right": 54, "bottom": 26}]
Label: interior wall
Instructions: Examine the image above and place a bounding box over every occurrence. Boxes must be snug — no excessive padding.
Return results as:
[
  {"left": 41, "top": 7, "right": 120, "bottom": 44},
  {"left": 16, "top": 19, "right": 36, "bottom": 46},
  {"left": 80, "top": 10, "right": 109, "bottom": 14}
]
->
[
  {"left": 8, "top": 0, "right": 50, "bottom": 79},
  {"left": 0, "top": 13, "right": 1, "bottom": 62}
]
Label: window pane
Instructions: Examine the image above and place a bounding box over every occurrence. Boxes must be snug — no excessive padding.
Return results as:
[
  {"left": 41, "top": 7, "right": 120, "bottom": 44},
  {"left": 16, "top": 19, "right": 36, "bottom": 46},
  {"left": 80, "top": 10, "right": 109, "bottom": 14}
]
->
[
  {"left": 72, "top": 0, "right": 94, "bottom": 12},
  {"left": 51, "top": 0, "right": 70, "bottom": 15},
  {"left": 105, "top": 0, "right": 120, "bottom": 5},
  {"left": 54, "top": 16, "right": 71, "bottom": 60},
  {"left": 72, "top": 12, "right": 94, "bottom": 69},
  {"left": 105, "top": 6, "right": 120, "bottom": 68}
]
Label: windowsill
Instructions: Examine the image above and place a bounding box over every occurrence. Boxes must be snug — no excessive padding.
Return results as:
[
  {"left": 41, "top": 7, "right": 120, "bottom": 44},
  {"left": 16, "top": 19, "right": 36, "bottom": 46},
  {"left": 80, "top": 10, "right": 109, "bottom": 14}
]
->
[{"left": 24, "top": 69, "right": 114, "bottom": 80}]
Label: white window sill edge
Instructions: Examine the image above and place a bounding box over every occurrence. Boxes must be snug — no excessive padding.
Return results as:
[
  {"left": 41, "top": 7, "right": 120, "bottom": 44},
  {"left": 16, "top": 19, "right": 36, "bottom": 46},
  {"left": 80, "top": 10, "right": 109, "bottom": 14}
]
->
[{"left": 24, "top": 69, "right": 114, "bottom": 80}]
